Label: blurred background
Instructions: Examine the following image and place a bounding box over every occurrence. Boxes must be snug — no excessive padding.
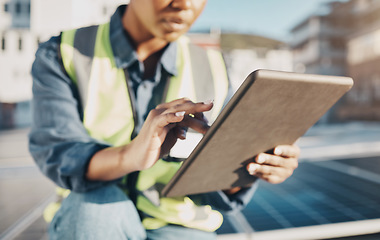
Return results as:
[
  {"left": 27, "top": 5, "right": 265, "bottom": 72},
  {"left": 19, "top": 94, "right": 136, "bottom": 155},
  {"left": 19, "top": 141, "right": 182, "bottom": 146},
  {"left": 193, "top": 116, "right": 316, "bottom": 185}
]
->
[{"left": 1, "top": 0, "right": 380, "bottom": 239}]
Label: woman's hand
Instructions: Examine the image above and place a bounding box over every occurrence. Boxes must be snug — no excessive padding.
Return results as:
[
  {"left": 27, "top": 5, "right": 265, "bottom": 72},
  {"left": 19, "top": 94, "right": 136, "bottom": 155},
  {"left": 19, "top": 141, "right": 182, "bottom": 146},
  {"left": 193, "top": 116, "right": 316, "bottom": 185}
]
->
[
  {"left": 246, "top": 145, "right": 300, "bottom": 184},
  {"left": 223, "top": 145, "right": 299, "bottom": 196},
  {"left": 132, "top": 98, "right": 213, "bottom": 171},
  {"left": 87, "top": 98, "right": 213, "bottom": 181}
]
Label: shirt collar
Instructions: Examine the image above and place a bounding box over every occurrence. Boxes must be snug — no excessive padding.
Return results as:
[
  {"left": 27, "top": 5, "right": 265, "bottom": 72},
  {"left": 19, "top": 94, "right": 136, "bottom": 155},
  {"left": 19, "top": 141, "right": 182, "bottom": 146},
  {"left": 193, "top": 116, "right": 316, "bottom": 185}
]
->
[{"left": 109, "top": 5, "right": 178, "bottom": 76}]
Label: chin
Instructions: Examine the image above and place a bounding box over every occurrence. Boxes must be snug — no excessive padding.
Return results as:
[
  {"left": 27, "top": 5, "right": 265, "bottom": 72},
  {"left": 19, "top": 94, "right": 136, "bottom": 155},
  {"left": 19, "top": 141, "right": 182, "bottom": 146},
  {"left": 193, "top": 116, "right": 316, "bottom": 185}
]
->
[{"left": 161, "top": 30, "right": 188, "bottom": 42}]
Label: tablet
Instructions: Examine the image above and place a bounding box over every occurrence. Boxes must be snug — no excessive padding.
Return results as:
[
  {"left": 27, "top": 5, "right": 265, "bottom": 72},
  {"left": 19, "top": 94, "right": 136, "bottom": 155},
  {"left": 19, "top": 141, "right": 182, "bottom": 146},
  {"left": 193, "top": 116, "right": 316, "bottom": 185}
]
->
[{"left": 162, "top": 69, "right": 353, "bottom": 197}]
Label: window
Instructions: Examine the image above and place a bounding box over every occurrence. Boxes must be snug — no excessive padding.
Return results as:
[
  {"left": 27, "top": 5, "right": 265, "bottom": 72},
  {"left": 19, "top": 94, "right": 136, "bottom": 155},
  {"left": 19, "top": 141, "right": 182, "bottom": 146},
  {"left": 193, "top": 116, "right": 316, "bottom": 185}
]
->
[
  {"left": 27, "top": 3, "right": 30, "bottom": 14},
  {"left": 1, "top": 37, "right": 5, "bottom": 51},
  {"left": 15, "top": 2, "right": 21, "bottom": 14},
  {"left": 18, "top": 37, "right": 22, "bottom": 51},
  {"left": 4, "top": 3, "right": 8, "bottom": 12}
]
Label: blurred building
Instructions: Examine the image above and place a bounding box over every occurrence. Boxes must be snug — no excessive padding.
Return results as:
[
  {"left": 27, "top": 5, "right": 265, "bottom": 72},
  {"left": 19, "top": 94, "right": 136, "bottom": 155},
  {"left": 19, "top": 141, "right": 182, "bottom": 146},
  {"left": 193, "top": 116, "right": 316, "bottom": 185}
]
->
[
  {"left": 188, "top": 31, "right": 293, "bottom": 91},
  {"left": 31, "top": 0, "right": 125, "bottom": 41},
  {"left": 290, "top": 1, "right": 351, "bottom": 77},
  {"left": 0, "top": 0, "right": 34, "bottom": 129},
  {"left": 0, "top": 0, "right": 124, "bottom": 129},
  {"left": 290, "top": 0, "right": 380, "bottom": 122},
  {"left": 344, "top": 0, "right": 380, "bottom": 121},
  {"left": 220, "top": 33, "right": 293, "bottom": 91},
  {"left": 290, "top": 1, "right": 353, "bottom": 123}
]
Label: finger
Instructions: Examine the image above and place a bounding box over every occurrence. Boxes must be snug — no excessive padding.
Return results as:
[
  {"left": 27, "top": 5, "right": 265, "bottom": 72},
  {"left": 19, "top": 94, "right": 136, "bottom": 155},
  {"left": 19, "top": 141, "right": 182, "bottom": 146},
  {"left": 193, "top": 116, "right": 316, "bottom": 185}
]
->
[
  {"left": 156, "top": 98, "right": 191, "bottom": 110},
  {"left": 274, "top": 145, "right": 300, "bottom": 158},
  {"left": 173, "top": 126, "right": 187, "bottom": 140},
  {"left": 255, "top": 164, "right": 293, "bottom": 177},
  {"left": 163, "top": 100, "right": 214, "bottom": 116},
  {"left": 193, "top": 100, "right": 213, "bottom": 122},
  {"left": 181, "top": 115, "right": 210, "bottom": 134},
  {"left": 183, "top": 112, "right": 209, "bottom": 126},
  {"left": 154, "top": 111, "right": 186, "bottom": 128},
  {"left": 256, "top": 174, "right": 286, "bottom": 184},
  {"left": 247, "top": 163, "right": 293, "bottom": 180},
  {"left": 165, "top": 123, "right": 178, "bottom": 132},
  {"left": 255, "top": 153, "right": 298, "bottom": 170}
]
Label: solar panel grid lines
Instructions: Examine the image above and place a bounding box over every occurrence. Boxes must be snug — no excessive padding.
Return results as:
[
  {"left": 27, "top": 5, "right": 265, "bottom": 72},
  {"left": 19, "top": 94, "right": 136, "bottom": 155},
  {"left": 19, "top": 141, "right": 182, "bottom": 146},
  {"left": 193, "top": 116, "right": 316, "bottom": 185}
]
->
[
  {"left": 259, "top": 183, "right": 331, "bottom": 225},
  {"left": 240, "top": 158, "right": 380, "bottom": 232},
  {"left": 248, "top": 194, "right": 294, "bottom": 229},
  {"left": 304, "top": 162, "right": 378, "bottom": 196},
  {"left": 314, "top": 170, "right": 380, "bottom": 201},
  {"left": 262, "top": 180, "right": 357, "bottom": 225},
  {"left": 340, "top": 157, "right": 380, "bottom": 171},
  {"left": 291, "top": 165, "right": 373, "bottom": 221},
  {"left": 250, "top": 181, "right": 331, "bottom": 226},
  {"left": 307, "top": 162, "right": 380, "bottom": 210},
  {"left": 284, "top": 176, "right": 367, "bottom": 222},
  {"left": 313, "top": 159, "right": 380, "bottom": 186}
]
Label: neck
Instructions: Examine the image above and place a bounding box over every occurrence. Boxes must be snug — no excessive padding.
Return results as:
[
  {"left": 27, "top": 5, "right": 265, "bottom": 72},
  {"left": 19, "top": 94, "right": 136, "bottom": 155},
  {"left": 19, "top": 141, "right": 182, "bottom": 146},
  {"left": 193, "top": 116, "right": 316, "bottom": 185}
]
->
[{"left": 122, "top": 7, "right": 168, "bottom": 62}]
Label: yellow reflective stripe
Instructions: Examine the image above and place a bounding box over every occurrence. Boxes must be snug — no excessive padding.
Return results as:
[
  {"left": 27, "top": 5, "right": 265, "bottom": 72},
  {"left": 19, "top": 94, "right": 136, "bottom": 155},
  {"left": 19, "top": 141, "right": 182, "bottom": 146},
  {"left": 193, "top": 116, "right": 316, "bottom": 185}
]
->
[
  {"left": 94, "top": 23, "right": 115, "bottom": 61},
  {"left": 60, "top": 29, "right": 77, "bottom": 85},
  {"left": 43, "top": 187, "right": 71, "bottom": 223},
  {"left": 136, "top": 159, "right": 181, "bottom": 190},
  {"left": 43, "top": 202, "right": 61, "bottom": 223},
  {"left": 142, "top": 217, "right": 168, "bottom": 229},
  {"left": 136, "top": 160, "right": 224, "bottom": 232},
  {"left": 138, "top": 196, "right": 223, "bottom": 232},
  {"left": 206, "top": 49, "right": 229, "bottom": 121},
  {"left": 56, "top": 187, "right": 70, "bottom": 198},
  {"left": 82, "top": 23, "right": 134, "bottom": 146},
  {"left": 137, "top": 196, "right": 183, "bottom": 226}
]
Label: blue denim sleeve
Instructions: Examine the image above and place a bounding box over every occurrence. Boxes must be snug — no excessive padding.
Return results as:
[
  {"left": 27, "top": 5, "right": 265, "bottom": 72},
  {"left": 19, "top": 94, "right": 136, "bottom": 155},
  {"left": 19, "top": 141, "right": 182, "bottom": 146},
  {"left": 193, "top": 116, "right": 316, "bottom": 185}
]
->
[{"left": 29, "top": 36, "right": 118, "bottom": 192}]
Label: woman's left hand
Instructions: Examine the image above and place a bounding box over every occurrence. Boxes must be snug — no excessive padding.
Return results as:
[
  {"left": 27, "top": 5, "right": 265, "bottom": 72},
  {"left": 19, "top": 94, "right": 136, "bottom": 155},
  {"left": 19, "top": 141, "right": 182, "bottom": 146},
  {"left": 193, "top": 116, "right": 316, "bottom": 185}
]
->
[{"left": 246, "top": 144, "right": 300, "bottom": 184}]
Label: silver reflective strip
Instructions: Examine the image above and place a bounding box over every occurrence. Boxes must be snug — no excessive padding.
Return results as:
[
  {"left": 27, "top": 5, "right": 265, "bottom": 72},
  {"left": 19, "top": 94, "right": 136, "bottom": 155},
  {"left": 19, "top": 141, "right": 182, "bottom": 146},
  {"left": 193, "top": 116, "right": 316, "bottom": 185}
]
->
[
  {"left": 188, "top": 43, "right": 215, "bottom": 121},
  {"left": 73, "top": 25, "right": 99, "bottom": 108}
]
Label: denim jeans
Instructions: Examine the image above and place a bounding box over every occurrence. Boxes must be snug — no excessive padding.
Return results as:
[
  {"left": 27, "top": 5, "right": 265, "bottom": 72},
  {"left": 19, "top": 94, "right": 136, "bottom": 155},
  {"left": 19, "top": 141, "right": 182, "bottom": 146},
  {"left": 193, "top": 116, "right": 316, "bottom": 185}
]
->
[{"left": 48, "top": 185, "right": 217, "bottom": 240}]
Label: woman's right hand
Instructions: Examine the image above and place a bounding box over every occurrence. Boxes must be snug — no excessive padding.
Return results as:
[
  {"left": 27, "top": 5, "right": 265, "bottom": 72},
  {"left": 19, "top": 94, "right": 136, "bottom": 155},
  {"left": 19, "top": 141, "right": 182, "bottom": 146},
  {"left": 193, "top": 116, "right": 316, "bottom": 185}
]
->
[
  {"left": 131, "top": 98, "right": 213, "bottom": 171},
  {"left": 86, "top": 98, "right": 213, "bottom": 181}
]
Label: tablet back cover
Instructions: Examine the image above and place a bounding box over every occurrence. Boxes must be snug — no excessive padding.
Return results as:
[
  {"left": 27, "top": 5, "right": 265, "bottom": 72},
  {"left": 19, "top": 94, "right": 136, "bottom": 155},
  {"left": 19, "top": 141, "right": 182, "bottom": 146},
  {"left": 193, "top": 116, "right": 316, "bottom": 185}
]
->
[{"left": 162, "top": 69, "right": 353, "bottom": 197}]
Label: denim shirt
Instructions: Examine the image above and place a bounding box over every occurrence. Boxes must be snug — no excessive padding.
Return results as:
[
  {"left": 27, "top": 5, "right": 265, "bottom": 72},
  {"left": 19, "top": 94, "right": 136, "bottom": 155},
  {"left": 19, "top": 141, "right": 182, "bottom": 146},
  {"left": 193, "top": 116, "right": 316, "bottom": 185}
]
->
[{"left": 29, "top": 5, "right": 256, "bottom": 212}]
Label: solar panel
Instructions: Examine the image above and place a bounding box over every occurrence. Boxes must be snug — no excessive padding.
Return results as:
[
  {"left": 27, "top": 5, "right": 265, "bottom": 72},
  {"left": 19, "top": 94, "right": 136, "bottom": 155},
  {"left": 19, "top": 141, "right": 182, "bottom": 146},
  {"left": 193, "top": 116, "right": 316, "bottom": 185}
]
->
[{"left": 217, "top": 156, "right": 380, "bottom": 235}]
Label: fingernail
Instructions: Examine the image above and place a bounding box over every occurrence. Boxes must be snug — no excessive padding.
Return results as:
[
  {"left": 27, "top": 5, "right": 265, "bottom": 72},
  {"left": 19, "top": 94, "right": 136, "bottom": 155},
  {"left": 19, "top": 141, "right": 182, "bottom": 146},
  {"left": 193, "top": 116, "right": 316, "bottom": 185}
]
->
[
  {"left": 248, "top": 164, "right": 259, "bottom": 175},
  {"left": 274, "top": 148, "right": 283, "bottom": 155},
  {"left": 175, "top": 111, "right": 186, "bottom": 117},
  {"left": 203, "top": 99, "right": 214, "bottom": 105},
  {"left": 257, "top": 155, "right": 266, "bottom": 164}
]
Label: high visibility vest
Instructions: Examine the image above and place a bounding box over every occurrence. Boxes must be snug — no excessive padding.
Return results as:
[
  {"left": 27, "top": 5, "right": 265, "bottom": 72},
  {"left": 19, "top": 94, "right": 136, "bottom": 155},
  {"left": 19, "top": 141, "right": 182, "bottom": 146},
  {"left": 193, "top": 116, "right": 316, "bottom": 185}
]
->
[{"left": 58, "top": 22, "right": 229, "bottom": 232}]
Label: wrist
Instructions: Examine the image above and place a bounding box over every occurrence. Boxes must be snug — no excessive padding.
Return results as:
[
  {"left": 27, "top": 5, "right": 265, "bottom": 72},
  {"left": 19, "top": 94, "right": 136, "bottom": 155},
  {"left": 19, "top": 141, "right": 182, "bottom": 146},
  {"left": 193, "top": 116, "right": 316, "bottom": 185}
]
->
[
  {"left": 120, "top": 138, "right": 158, "bottom": 172},
  {"left": 118, "top": 142, "right": 141, "bottom": 173}
]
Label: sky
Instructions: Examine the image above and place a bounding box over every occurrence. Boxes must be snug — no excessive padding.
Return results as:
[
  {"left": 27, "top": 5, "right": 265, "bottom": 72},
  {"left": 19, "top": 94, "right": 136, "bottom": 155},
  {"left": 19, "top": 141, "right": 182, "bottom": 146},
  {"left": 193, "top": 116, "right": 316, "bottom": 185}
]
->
[{"left": 191, "top": 0, "right": 343, "bottom": 41}]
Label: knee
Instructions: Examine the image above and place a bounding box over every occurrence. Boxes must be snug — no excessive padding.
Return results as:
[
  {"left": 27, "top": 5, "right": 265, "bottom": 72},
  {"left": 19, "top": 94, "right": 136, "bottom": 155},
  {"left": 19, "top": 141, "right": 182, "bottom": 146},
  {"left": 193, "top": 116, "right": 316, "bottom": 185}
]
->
[
  {"left": 50, "top": 185, "right": 146, "bottom": 239},
  {"left": 65, "top": 184, "right": 136, "bottom": 219}
]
